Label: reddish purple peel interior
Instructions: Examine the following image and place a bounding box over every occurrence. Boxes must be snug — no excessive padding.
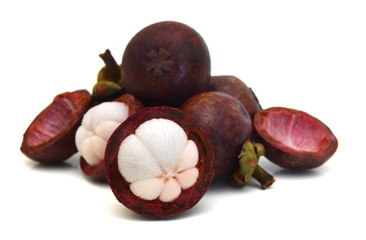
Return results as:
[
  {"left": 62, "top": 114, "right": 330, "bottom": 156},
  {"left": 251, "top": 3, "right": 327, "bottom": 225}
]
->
[
  {"left": 263, "top": 110, "right": 329, "bottom": 153},
  {"left": 26, "top": 95, "right": 81, "bottom": 147}
]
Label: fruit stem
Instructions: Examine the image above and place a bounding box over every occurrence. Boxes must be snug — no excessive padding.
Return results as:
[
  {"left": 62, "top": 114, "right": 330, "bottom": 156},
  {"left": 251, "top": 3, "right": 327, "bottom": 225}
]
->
[
  {"left": 99, "top": 49, "right": 121, "bottom": 84},
  {"left": 230, "top": 140, "right": 275, "bottom": 189},
  {"left": 252, "top": 165, "right": 275, "bottom": 189}
]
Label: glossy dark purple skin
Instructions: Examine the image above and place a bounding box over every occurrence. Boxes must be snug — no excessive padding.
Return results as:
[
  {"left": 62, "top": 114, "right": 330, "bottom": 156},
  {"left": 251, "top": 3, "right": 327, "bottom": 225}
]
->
[
  {"left": 104, "top": 107, "right": 215, "bottom": 218},
  {"left": 121, "top": 21, "right": 211, "bottom": 107},
  {"left": 207, "top": 75, "right": 261, "bottom": 120},
  {"left": 181, "top": 92, "right": 253, "bottom": 180}
]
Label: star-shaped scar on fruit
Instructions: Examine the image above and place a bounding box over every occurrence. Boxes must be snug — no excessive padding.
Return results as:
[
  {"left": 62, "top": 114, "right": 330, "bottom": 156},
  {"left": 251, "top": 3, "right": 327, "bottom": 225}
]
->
[{"left": 146, "top": 48, "right": 173, "bottom": 76}]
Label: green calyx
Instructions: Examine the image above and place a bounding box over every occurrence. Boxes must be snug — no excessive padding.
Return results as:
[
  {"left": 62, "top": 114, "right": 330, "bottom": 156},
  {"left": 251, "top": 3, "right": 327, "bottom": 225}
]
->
[
  {"left": 236, "top": 140, "right": 258, "bottom": 184},
  {"left": 231, "top": 140, "right": 275, "bottom": 189},
  {"left": 92, "top": 81, "right": 122, "bottom": 100},
  {"left": 92, "top": 49, "right": 124, "bottom": 101}
]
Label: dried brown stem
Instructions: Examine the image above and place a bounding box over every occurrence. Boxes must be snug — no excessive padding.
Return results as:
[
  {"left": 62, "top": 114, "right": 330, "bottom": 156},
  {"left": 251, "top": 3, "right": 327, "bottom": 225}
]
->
[
  {"left": 99, "top": 49, "right": 121, "bottom": 83},
  {"left": 252, "top": 165, "right": 275, "bottom": 189}
]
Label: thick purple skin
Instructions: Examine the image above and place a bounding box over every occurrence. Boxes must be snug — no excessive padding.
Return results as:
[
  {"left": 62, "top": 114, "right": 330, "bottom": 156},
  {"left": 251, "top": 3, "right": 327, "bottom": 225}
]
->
[
  {"left": 121, "top": 21, "right": 211, "bottom": 107},
  {"left": 181, "top": 92, "right": 252, "bottom": 180},
  {"left": 254, "top": 107, "right": 338, "bottom": 169},
  {"left": 80, "top": 94, "right": 144, "bottom": 181},
  {"left": 207, "top": 75, "right": 262, "bottom": 120},
  {"left": 104, "top": 107, "right": 215, "bottom": 218},
  {"left": 21, "top": 90, "right": 93, "bottom": 163}
]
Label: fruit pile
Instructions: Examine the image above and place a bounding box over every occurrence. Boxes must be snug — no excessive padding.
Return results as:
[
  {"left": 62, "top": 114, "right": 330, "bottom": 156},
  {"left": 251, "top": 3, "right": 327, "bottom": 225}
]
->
[{"left": 20, "top": 21, "right": 338, "bottom": 218}]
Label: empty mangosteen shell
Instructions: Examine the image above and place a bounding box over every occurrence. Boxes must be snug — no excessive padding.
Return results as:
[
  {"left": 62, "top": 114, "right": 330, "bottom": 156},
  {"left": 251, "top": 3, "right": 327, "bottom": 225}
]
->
[
  {"left": 254, "top": 107, "right": 338, "bottom": 169},
  {"left": 207, "top": 75, "right": 262, "bottom": 119},
  {"left": 181, "top": 91, "right": 253, "bottom": 180},
  {"left": 80, "top": 93, "right": 144, "bottom": 181},
  {"left": 121, "top": 21, "right": 211, "bottom": 107},
  {"left": 104, "top": 106, "right": 215, "bottom": 218},
  {"left": 21, "top": 90, "right": 93, "bottom": 163}
]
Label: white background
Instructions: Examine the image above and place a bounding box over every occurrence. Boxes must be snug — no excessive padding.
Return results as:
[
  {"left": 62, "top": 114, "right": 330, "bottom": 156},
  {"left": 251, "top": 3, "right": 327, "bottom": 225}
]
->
[{"left": 1, "top": 0, "right": 365, "bottom": 239}]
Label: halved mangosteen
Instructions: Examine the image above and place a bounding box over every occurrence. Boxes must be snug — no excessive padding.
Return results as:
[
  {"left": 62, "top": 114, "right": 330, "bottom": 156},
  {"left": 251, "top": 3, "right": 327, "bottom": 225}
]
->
[
  {"left": 254, "top": 107, "right": 338, "bottom": 169},
  {"left": 75, "top": 94, "right": 143, "bottom": 181},
  {"left": 104, "top": 107, "right": 215, "bottom": 218},
  {"left": 20, "top": 90, "right": 93, "bottom": 163}
]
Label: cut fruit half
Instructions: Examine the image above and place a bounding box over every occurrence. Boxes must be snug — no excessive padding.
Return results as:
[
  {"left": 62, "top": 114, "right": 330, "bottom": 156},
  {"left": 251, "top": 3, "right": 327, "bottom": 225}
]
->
[
  {"left": 76, "top": 94, "right": 143, "bottom": 180},
  {"left": 254, "top": 107, "right": 338, "bottom": 169},
  {"left": 20, "top": 90, "right": 93, "bottom": 163},
  {"left": 104, "top": 107, "right": 215, "bottom": 218}
]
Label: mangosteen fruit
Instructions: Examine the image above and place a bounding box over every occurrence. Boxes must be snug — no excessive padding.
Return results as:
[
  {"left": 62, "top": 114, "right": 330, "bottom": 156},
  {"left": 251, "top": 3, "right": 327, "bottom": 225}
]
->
[
  {"left": 104, "top": 107, "right": 214, "bottom": 218},
  {"left": 207, "top": 75, "right": 261, "bottom": 119},
  {"left": 181, "top": 91, "right": 252, "bottom": 180},
  {"left": 21, "top": 90, "right": 93, "bottom": 163},
  {"left": 254, "top": 107, "right": 338, "bottom": 169},
  {"left": 121, "top": 21, "right": 211, "bottom": 107},
  {"left": 75, "top": 94, "right": 143, "bottom": 180}
]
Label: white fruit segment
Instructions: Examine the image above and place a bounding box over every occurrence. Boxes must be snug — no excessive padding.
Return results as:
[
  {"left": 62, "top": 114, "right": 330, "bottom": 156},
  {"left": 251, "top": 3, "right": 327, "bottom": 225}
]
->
[
  {"left": 75, "top": 102, "right": 129, "bottom": 166},
  {"left": 118, "top": 118, "right": 199, "bottom": 202}
]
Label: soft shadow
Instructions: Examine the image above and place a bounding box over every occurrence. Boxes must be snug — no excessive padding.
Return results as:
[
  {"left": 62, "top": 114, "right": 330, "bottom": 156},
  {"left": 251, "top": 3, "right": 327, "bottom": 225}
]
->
[
  {"left": 82, "top": 175, "right": 109, "bottom": 188},
  {"left": 23, "top": 153, "right": 80, "bottom": 171},
  {"left": 27, "top": 160, "right": 75, "bottom": 171},
  {"left": 273, "top": 167, "right": 327, "bottom": 179},
  {"left": 106, "top": 177, "right": 272, "bottom": 221},
  {"left": 257, "top": 157, "right": 283, "bottom": 174},
  {"left": 107, "top": 198, "right": 212, "bottom": 221},
  {"left": 257, "top": 157, "right": 330, "bottom": 180},
  {"left": 205, "top": 178, "right": 264, "bottom": 197}
]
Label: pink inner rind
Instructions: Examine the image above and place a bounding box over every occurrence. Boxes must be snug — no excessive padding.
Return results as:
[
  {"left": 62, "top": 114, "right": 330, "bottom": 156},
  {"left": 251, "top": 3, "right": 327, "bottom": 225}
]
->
[
  {"left": 26, "top": 95, "right": 78, "bottom": 147},
  {"left": 263, "top": 110, "right": 329, "bottom": 153}
]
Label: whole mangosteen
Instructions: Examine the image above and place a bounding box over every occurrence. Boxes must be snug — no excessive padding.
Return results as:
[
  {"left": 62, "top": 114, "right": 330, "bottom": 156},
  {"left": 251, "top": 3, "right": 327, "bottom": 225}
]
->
[
  {"left": 207, "top": 75, "right": 262, "bottom": 120},
  {"left": 121, "top": 21, "right": 211, "bottom": 107},
  {"left": 181, "top": 91, "right": 252, "bottom": 180}
]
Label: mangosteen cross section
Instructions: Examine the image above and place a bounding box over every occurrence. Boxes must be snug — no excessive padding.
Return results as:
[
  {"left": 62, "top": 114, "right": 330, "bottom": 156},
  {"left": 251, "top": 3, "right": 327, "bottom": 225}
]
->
[
  {"left": 75, "top": 102, "right": 130, "bottom": 166},
  {"left": 117, "top": 118, "right": 199, "bottom": 202}
]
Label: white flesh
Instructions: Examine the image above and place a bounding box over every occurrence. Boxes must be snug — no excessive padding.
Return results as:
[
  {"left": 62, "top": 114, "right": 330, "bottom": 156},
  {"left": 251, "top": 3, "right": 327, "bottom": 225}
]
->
[
  {"left": 118, "top": 118, "right": 199, "bottom": 202},
  {"left": 75, "top": 102, "right": 129, "bottom": 166}
]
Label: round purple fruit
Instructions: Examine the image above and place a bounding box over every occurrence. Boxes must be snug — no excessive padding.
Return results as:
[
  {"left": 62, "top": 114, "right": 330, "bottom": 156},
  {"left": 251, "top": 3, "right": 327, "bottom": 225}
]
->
[
  {"left": 181, "top": 91, "right": 252, "bottom": 180},
  {"left": 207, "top": 75, "right": 261, "bottom": 119},
  {"left": 121, "top": 21, "right": 211, "bottom": 107}
]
